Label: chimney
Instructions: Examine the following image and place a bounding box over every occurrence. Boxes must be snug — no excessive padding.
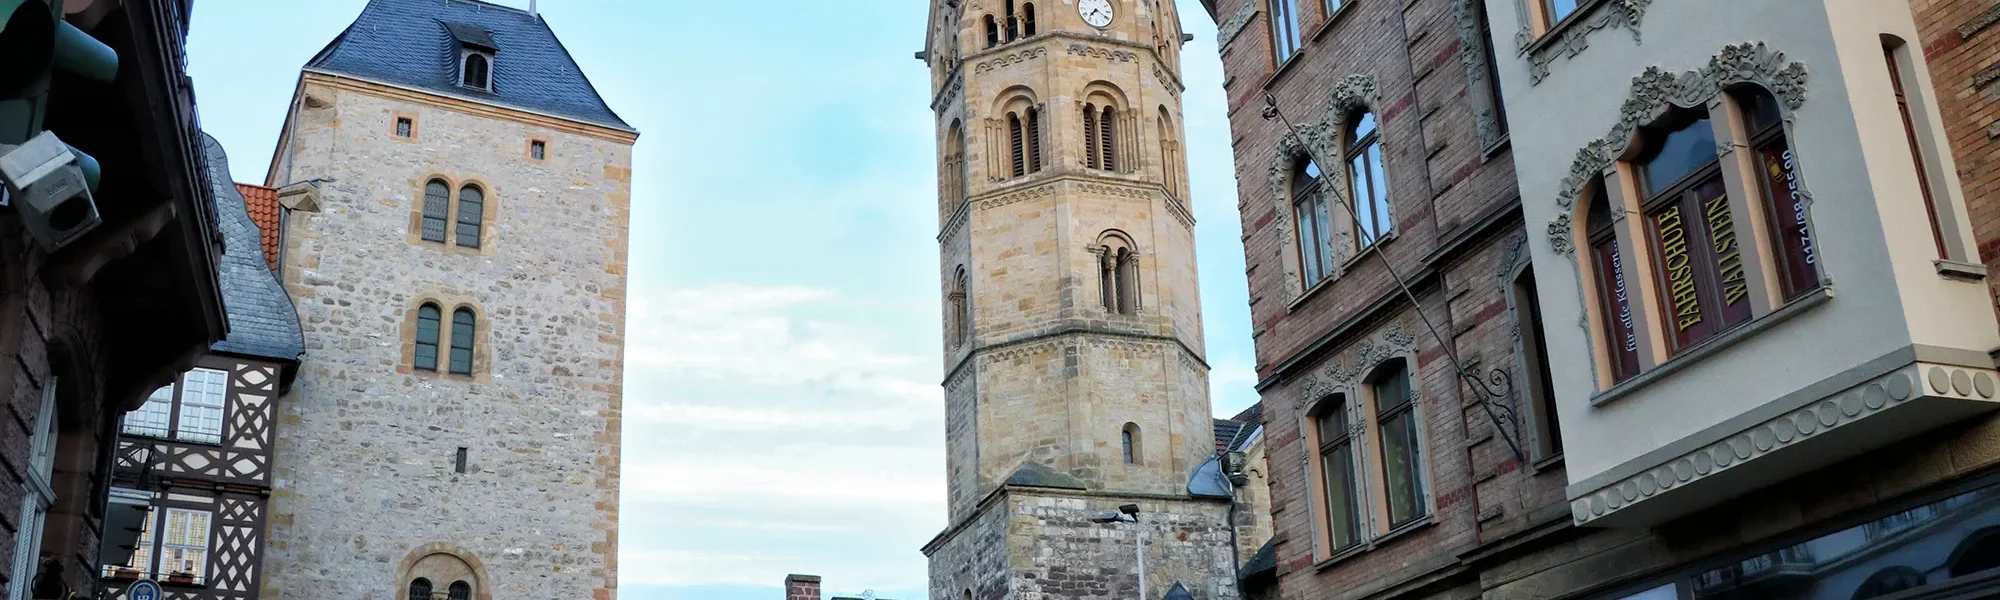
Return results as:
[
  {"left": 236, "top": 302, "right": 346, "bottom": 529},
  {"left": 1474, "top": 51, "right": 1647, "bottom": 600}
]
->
[
  {"left": 785, "top": 575, "right": 822, "bottom": 600},
  {"left": 528, "top": 0, "right": 537, "bottom": 16}
]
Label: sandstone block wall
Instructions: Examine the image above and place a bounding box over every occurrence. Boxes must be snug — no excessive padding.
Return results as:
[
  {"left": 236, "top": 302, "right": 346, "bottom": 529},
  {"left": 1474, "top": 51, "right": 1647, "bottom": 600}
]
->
[{"left": 261, "top": 76, "right": 631, "bottom": 600}]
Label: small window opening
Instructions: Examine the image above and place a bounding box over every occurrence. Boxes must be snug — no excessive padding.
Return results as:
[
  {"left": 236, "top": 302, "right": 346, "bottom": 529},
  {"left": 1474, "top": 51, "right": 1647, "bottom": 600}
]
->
[
  {"left": 1121, "top": 423, "right": 1141, "bottom": 464},
  {"left": 396, "top": 117, "right": 413, "bottom": 138},
  {"left": 455, "top": 447, "right": 468, "bottom": 474},
  {"left": 530, "top": 140, "right": 546, "bottom": 161},
  {"left": 462, "top": 52, "right": 491, "bottom": 90},
  {"left": 1023, "top": 3, "right": 1037, "bottom": 36}
]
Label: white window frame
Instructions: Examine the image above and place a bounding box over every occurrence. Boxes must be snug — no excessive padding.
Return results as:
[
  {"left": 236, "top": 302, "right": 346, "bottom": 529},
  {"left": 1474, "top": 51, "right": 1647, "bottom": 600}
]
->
[
  {"left": 9, "top": 379, "right": 57, "bottom": 600},
  {"left": 122, "top": 385, "right": 173, "bottom": 439},
  {"left": 174, "top": 369, "right": 227, "bottom": 445},
  {"left": 156, "top": 508, "right": 211, "bottom": 583}
]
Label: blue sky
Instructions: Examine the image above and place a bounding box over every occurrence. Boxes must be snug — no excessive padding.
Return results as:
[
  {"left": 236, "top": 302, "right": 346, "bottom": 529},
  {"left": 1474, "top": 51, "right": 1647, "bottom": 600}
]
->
[{"left": 185, "top": 2, "right": 1252, "bottom": 600}]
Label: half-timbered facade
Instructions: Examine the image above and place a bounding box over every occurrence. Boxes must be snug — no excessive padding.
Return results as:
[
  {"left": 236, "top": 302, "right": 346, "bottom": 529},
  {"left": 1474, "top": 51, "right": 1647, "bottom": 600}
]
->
[{"left": 97, "top": 136, "right": 303, "bottom": 600}]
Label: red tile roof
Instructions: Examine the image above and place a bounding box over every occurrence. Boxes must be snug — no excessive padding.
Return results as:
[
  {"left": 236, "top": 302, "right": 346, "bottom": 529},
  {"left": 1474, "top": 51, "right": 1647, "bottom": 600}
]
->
[{"left": 236, "top": 183, "right": 282, "bottom": 271}]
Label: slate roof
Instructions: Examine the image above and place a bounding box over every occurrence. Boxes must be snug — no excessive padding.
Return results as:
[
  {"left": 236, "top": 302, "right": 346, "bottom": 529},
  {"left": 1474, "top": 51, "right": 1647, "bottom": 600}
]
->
[
  {"left": 235, "top": 183, "right": 281, "bottom": 271},
  {"left": 1226, "top": 403, "right": 1263, "bottom": 452},
  {"left": 1239, "top": 540, "right": 1277, "bottom": 582},
  {"left": 305, "top": 0, "right": 631, "bottom": 131},
  {"left": 202, "top": 134, "right": 305, "bottom": 363},
  {"left": 1212, "top": 419, "right": 1243, "bottom": 453}
]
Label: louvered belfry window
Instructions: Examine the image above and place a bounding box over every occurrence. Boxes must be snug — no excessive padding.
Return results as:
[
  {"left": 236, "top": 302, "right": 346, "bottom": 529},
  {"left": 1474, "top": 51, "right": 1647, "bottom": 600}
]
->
[
  {"left": 422, "top": 179, "right": 450, "bottom": 242},
  {"left": 1026, "top": 107, "right": 1043, "bottom": 173},
  {"left": 449, "top": 308, "right": 476, "bottom": 375},
  {"left": 456, "top": 185, "right": 483, "bottom": 248},
  {"left": 1100, "top": 105, "right": 1118, "bottom": 172},
  {"left": 1084, "top": 107, "right": 1101, "bottom": 170},
  {"left": 1008, "top": 114, "right": 1026, "bottom": 177}
]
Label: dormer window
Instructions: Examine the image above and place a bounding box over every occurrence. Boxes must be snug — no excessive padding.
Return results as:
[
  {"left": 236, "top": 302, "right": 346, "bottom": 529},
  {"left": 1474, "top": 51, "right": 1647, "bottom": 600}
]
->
[
  {"left": 461, "top": 51, "right": 491, "bottom": 90},
  {"left": 442, "top": 21, "right": 498, "bottom": 92}
]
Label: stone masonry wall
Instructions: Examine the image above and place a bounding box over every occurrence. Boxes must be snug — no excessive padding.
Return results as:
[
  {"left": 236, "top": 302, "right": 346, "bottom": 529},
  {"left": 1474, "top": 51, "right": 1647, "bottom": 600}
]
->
[
  {"left": 261, "top": 78, "right": 630, "bottom": 600},
  {"left": 1007, "top": 492, "right": 1237, "bottom": 600}
]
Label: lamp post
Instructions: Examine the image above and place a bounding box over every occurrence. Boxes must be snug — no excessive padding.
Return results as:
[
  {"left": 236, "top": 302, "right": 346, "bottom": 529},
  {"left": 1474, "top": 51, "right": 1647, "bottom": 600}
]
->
[{"left": 1092, "top": 503, "right": 1144, "bottom": 599}]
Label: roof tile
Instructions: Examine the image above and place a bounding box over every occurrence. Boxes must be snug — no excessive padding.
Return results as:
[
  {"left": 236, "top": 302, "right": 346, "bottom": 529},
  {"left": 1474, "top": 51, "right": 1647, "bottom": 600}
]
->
[{"left": 235, "top": 183, "right": 281, "bottom": 271}]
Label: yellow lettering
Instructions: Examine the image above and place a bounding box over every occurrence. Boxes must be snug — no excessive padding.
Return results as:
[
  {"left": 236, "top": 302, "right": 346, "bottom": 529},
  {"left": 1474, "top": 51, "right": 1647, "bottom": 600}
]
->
[{"left": 1657, "top": 206, "right": 1704, "bottom": 331}]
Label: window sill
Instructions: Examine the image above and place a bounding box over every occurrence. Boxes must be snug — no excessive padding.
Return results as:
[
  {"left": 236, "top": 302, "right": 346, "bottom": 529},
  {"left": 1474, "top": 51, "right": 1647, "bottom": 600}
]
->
[
  {"left": 1339, "top": 230, "right": 1399, "bottom": 275},
  {"left": 1531, "top": 453, "right": 1565, "bottom": 474},
  {"left": 1524, "top": 0, "right": 1613, "bottom": 55},
  {"left": 1309, "top": 1, "right": 1359, "bottom": 44},
  {"left": 1481, "top": 133, "right": 1511, "bottom": 160},
  {"left": 1262, "top": 47, "right": 1312, "bottom": 91},
  {"left": 1937, "top": 259, "right": 1988, "bottom": 281},
  {"left": 1311, "top": 514, "right": 1436, "bottom": 572},
  {"left": 1288, "top": 273, "right": 1339, "bottom": 312},
  {"left": 1590, "top": 287, "right": 1834, "bottom": 408}
]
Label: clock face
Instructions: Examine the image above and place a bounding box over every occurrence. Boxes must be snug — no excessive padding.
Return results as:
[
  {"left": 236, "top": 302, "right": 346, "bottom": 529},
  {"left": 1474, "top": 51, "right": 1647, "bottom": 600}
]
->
[{"left": 1080, "top": 0, "right": 1115, "bottom": 28}]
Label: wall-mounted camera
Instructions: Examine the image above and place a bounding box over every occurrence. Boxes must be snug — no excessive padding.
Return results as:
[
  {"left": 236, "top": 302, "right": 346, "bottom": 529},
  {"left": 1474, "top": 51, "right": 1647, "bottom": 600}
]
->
[{"left": 0, "top": 131, "right": 101, "bottom": 251}]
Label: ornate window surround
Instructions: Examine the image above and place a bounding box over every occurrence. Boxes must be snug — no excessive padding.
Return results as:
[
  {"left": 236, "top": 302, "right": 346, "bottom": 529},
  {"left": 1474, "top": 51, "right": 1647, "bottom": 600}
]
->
[
  {"left": 1289, "top": 324, "right": 1435, "bottom": 565},
  {"left": 1510, "top": 0, "right": 1650, "bottom": 85},
  {"left": 1456, "top": 0, "right": 1508, "bottom": 152},
  {"left": 1545, "top": 42, "right": 1825, "bottom": 398},
  {"left": 1264, "top": 74, "right": 1380, "bottom": 305}
]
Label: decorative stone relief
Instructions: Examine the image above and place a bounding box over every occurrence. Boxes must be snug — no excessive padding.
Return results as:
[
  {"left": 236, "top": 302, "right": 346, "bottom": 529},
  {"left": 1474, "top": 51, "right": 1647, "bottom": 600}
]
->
[
  {"left": 976, "top": 46, "right": 1047, "bottom": 72},
  {"left": 1264, "top": 74, "right": 1381, "bottom": 302},
  {"left": 1456, "top": 0, "right": 1506, "bottom": 149},
  {"left": 1217, "top": 1, "right": 1259, "bottom": 50},
  {"left": 1067, "top": 43, "right": 1137, "bottom": 63},
  {"left": 1513, "top": 0, "right": 1651, "bottom": 85},
  {"left": 979, "top": 182, "right": 1057, "bottom": 210},
  {"left": 1291, "top": 324, "right": 1419, "bottom": 411}
]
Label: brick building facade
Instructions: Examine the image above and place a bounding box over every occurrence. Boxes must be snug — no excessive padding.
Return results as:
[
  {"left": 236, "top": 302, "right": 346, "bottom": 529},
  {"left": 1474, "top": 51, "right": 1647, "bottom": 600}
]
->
[
  {"left": 1206, "top": 0, "right": 2000, "bottom": 599},
  {"left": 253, "top": 1, "right": 636, "bottom": 599}
]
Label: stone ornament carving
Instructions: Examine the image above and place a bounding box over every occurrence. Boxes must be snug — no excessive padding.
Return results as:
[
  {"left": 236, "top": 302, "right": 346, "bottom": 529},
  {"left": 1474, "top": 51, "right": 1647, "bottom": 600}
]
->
[
  {"left": 1292, "top": 324, "right": 1420, "bottom": 411},
  {"left": 976, "top": 46, "right": 1047, "bottom": 73},
  {"left": 1067, "top": 43, "right": 1137, "bottom": 62},
  {"left": 1548, "top": 42, "right": 1809, "bottom": 255},
  {"left": 1077, "top": 182, "right": 1152, "bottom": 200},
  {"left": 1513, "top": 0, "right": 1651, "bottom": 85},
  {"left": 934, "top": 68, "right": 964, "bottom": 112},
  {"left": 1264, "top": 74, "right": 1381, "bottom": 302},
  {"left": 1455, "top": 0, "right": 1506, "bottom": 149},
  {"left": 980, "top": 182, "right": 1058, "bottom": 210},
  {"left": 1217, "top": 1, "right": 1258, "bottom": 50}
]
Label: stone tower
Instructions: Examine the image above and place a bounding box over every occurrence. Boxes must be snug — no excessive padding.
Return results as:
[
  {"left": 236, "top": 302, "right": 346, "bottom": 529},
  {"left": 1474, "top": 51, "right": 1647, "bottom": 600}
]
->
[
  {"left": 257, "top": 1, "right": 636, "bottom": 599},
  {"left": 920, "top": 1, "right": 1239, "bottom": 598}
]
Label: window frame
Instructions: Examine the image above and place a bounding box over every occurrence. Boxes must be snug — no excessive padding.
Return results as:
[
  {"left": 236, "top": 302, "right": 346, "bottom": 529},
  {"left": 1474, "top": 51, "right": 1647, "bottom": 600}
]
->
[
  {"left": 1269, "top": 0, "right": 1304, "bottom": 67},
  {"left": 1293, "top": 161, "right": 1334, "bottom": 288},
  {"left": 120, "top": 368, "right": 230, "bottom": 446},
  {"left": 449, "top": 308, "right": 477, "bottom": 376},
  {"left": 1121, "top": 423, "right": 1140, "bottom": 465},
  {"left": 455, "top": 184, "right": 484, "bottom": 248},
  {"left": 460, "top": 51, "right": 492, "bottom": 91},
  {"left": 416, "top": 303, "right": 443, "bottom": 372},
  {"left": 1633, "top": 113, "right": 1752, "bottom": 355},
  {"left": 1346, "top": 112, "right": 1391, "bottom": 250},
  {"left": 1510, "top": 266, "right": 1563, "bottom": 463},
  {"left": 154, "top": 508, "right": 213, "bottom": 582},
  {"left": 1370, "top": 361, "right": 1428, "bottom": 529},
  {"left": 1314, "top": 396, "right": 1363, "bottom": 553},
  {"left": 1739, "top": 88, "right": 1820, "bottom": 301},
  {"left": 411, "top": 578, "right": 435, "bottom": 600},
  {"left": 421, "top": 179, "right": 451, "bottom": 243}
]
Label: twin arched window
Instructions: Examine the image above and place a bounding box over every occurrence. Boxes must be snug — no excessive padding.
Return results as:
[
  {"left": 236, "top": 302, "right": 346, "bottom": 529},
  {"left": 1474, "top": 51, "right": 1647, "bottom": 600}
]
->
[
  {"left": 1099, "top": 235, "right": 1139, "bottom": 315},
  {"left": 984, "top": 1, "right": 1036, "bottom": 48},
  {"left": 421, "top": 179, "right": 485, "bottom": 248},
  {"left": 1309, "top": 358, "right": 1428, "bottom": 556},
  {"left": 1581, "top": 84, "right": 1819, "bottom": 386},
  {"left": 1084, "top": 104, "right": 1119, "bottom": 172},
  {"left": 415, "top": 303, "right": 478, "bottom": 376},
  {"left": 1007, "top": 107, "right": 1044, "bottom": 178},
  {"left": 407, "top": 578, "right": 472, "bottom": 600}
]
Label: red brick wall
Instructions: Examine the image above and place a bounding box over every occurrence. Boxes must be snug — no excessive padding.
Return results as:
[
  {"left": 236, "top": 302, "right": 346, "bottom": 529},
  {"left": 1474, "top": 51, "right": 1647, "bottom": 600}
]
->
[
  {"left": 1910, "top": 0, "right": 2000, "bottom": 310},
  {"left": 785, "top": 574, "right": 821, "bottom": 600},
  {"left": 1206, "top": 0, "right": 1570, "bottom": 597}
]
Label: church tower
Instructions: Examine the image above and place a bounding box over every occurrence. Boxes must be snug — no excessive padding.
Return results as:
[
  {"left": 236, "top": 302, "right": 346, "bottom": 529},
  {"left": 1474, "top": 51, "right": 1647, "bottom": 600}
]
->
[{"left": 921, "top": 1, "right": 1239, "bottom": 598}]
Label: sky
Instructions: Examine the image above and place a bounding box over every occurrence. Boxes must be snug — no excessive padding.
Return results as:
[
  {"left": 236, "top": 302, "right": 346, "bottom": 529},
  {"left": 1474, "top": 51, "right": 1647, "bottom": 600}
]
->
[{"left": 185, "top": 2, "right": 1253, "bottom": 600}]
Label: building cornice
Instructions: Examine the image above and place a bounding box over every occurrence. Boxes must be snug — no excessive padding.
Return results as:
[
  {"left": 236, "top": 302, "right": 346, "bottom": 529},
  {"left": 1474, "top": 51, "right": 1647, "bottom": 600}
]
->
[{"left": 299, "top": 70, "right": 641, "bottom": 144}]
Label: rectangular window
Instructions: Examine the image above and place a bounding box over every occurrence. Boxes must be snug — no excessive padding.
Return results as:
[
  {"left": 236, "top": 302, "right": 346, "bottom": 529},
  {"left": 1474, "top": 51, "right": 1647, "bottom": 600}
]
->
[
  {"left": 1295, "top": 168, "right": 1335, "bottom": 287},
  {"left": 175, "top": 368, "right": 228, "bottom": 445},
  {"left": 1514, "top": 269, "right": 1562, "bottom": 459},
  {"left": 126, "top": 509, "right": 157, "bottom": 576},
  {"left": 530, "top": 140, "right": 546, "bottom": 161},
  {"left": 455, "top": 447, "right": 469, "bottom": 474},
  {"left": 1323, "top": 0, "right": 1341, "bottom": 16},
  {"left": 1754, "top": 131, "right": 1820, "bottom": 300},
  {"left": 1374, "top": 363, "right": 1426, "bottom": 528},
  {"left": 158, "top": 509, "right": 210, "bottom": 582},
  {"left": 1646, "top": 175, "right": 1751, "bottom": 353},
  {"left": 395, "top": 117, "right": 413, "bottom": 138},
  {"left": 1477, "top": 2, "right": 1507, "bottom": 137},
  {"left": 1542, "top": 0, "right": 1579, "bottom": 28},
  {"left": 1270, "top": 0, "right": 1303, "bottom": 65},
  {"left": 8, "top": 380, "right": 55, "bottom": 600},
  {"left": 1886, "top": 44, "right": 1950, "bottom": 260},
  {"left": 123, "top": 385, "right": 174, "bottom": 438},
  {"left": 1317, "top": 401, "right": 1360, "bottom": 551}
]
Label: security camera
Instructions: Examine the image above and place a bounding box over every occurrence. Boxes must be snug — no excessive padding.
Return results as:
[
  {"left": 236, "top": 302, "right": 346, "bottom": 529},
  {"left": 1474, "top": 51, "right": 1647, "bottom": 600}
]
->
[
  {"left": 1119, "top": 504, "right": 1140, "bottom": 516},
  {"left": 0, "top": 131, "right": 100, "bottom": 251}
]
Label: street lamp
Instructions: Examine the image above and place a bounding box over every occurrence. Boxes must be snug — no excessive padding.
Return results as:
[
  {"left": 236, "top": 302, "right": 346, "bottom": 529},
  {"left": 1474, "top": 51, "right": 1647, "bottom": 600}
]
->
[{"left": 1092, "top": 504, "right": 1144, "bottom": 599}]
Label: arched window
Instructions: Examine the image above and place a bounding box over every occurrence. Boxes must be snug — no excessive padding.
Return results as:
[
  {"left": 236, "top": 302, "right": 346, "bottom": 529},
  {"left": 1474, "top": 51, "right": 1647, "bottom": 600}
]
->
[
  {"left": 1008, "top": 113, "right": 1027, "bottom": 177},
  {"left": 1293, "top": 160, "right": 1333, "bottom": 287},
  {"left": 946, "top": 122, "right": 968, "bottom": 205},
  {"left": 461, "top": 53, "right": 490, "bottom": 91},
  {"left": 1372, "top": 360, "right": 1426, "bottom": 527},
  {"left": 1346, "top": 111, "right": 1389, "bottom": 247},
  {"left": 456, "top": 185, "right": 484, "bottom": 248},
  {"left": 1586, "top": 180, "right": 1640, "bottom": 383},
  {"left": 1098, "top": 234, "right": 1138, "bottom": 315},
  {"left": 449, "top": 308, "right": 476, "bottom": 375},
  {"left": 1158, "top": 109, "right": 1180, "bottom": 198},
  {"left": 409, "top": 578, "right": 434, "bottom": 600},
  {"left": 1314, "top": 396, "right": 1360, "bottom": 552},
  {"left": 984, "top": 15, "right": 999, "bottom": 47},
  {"left": 1005, "top": 0, "right": 1020, "bottom": 40},
  {"left": 1852, "top": 566, "right": 1926, "bottom": 599},
  {"left": 1025, "top": 107, "right": 1043, "bottom": 173},
  {"left": 1121, "top": 423, "right": 1140, "bottom": 464},
  {"left": 1636, "top": 107, "right": 1749, "bottom": 353},
  {"left": 448, "top": 581, "right": 472, "bottom": 600},
  {"left": 1735, "top": 86, "right": 1818, "bottom": 300},
  {"left": 1115, "top": 248, "right": 1137, "bottom": 314},
  {"left": 415, "top": 304, "right": 442, "bottom": 372},
  {"left": 1084, "top": 104, "right": 1119, "bottom": 172},
  {"left": 1022, "top": 3, "right": 1037, "bottom": 36},
  {"left": 422, "top": 179, "right": 450, "bottom": 243},
  {"left": 1886, "top": 37, "right": 1954, "bottom": 260},
  {"left": 1948, "top": 527, "right": 2000, "bottom": 577}
]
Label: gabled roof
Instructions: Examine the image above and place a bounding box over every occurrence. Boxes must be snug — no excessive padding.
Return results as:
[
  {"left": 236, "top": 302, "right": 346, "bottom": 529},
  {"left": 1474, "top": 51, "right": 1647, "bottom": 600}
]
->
[
  {"left": 201, "top": 135, "right": 305, "bottom": 364},
  {"left": 305, "top": 0, "right": 631, "bottom": 131},
  {"left": 1213, "top": 418, "right": 1243, "bottom": 453}
]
